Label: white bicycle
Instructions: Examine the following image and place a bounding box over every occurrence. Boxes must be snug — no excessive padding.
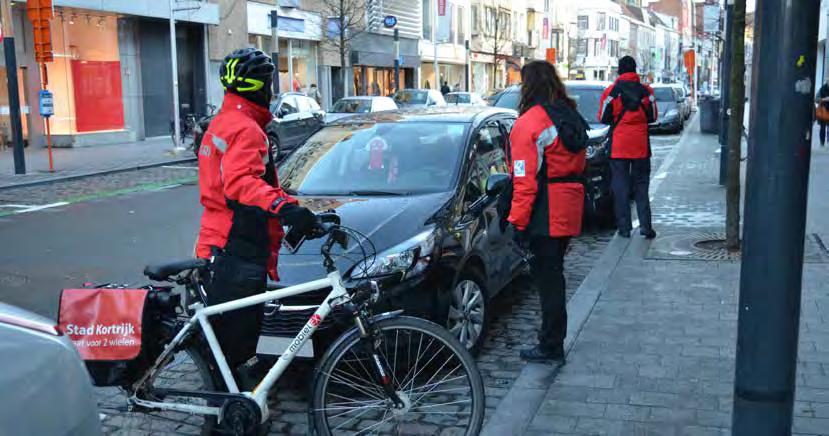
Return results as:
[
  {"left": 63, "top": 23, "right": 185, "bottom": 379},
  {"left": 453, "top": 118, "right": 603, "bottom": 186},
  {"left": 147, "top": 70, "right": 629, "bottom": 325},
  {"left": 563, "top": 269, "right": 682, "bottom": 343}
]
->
[{"left": 106, "top": 212, "right": 485, "bottom": 435}]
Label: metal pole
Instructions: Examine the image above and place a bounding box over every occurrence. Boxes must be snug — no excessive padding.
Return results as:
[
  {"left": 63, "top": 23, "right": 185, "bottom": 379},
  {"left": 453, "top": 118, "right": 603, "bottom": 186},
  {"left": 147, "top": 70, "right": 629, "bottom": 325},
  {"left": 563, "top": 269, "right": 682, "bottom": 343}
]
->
[
  {"left": 465, "top": 39, "right": 470, "bottom": 92},
  {"left": 718, "top": 0, "right": 733, "bottom": 185},
  {"left": 270, "top": 10, "right": 280, "bottom": 94},
  {"left": 393, "top": 29, "right": 400, "bottom": 94},
  {"left": 2, "top": 0, "right": 25, "bottom": 174},
  {"left": 287, "top": 39, "right": 293, "bottom": 92},
  {"left": 433, "top": 0, "right": 438, "bottom": 90},
  {"left": 732, "top": 0, "right": 820, "bottom": 434},
  {"left": 169, "top": 0, "right": 181, "bottom": 149}
]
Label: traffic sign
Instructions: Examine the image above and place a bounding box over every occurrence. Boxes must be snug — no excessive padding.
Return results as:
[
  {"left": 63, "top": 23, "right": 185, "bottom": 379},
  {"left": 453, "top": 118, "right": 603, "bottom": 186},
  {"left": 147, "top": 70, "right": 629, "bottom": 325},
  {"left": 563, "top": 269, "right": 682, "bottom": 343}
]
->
[{"left": 383, "top": 15, "right": 397, "bottom": 28}]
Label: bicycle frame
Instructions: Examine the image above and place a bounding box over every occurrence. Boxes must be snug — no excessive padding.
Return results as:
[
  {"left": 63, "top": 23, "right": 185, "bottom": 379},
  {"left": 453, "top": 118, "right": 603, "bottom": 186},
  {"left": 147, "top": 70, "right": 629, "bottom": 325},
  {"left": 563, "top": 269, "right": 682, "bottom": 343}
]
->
[{"left": 130, "top": 269, "right": 350, "bottom": 421}]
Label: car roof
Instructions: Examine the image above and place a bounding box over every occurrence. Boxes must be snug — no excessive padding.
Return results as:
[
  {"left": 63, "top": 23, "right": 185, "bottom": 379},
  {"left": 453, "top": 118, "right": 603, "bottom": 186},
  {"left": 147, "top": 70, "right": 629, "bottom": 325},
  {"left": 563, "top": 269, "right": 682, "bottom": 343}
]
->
[
  {"left": 328, "top": 106, "right": 516, "bottom": 126},
  {"left": 501, "top": 80, "right": 612, "bottom": 93},
  {"left": 651, "top": 84, "right": 677, "bottom": 89},
  {"left": 447, "top": 91, "right": 476, "bottom": 95},
  {"left": 339, "top": 96, "right": 390, "bottom": 100}
]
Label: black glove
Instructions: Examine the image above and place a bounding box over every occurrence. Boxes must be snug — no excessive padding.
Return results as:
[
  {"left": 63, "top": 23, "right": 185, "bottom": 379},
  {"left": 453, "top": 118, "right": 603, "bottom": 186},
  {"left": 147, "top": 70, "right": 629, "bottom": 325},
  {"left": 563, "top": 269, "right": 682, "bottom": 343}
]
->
[
  {"left": 512, "top": 225, "right": 529, "bottom": 250},
  {"left": 276, "top": 203, "right": 323, "bottom": 238}
]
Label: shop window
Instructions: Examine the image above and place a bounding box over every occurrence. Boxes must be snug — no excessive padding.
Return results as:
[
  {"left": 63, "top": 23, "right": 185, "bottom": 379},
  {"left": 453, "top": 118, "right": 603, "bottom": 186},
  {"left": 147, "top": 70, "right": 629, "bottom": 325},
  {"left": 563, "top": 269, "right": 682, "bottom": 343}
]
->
[
  {"left": 422, "top": 0, "right": 431, "bottom": 40},
  {"left": 50, "top": 12, "right": 123, "bottom": 135}
]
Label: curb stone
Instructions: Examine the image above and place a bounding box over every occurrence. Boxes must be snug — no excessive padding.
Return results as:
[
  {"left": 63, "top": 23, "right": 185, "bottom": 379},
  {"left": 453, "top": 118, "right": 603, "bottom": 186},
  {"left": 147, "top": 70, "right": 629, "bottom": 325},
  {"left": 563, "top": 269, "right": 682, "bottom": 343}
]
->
[
  {"left": 480, "top": 114, "right": 699, "bottom": 436},
  {"left": 0, "top": 156, "right": 197, "bottom": 191}
]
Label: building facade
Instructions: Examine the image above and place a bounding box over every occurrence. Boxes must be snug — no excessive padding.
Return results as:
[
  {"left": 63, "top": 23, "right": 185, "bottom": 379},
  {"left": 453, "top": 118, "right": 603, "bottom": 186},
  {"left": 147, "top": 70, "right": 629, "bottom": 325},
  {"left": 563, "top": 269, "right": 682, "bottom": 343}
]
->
[
  {"left": 5, "top": 0, "right": 219, "bottom": 148},
  {"left": 573, "top": 0, "right": 623, "bottom": 81}
]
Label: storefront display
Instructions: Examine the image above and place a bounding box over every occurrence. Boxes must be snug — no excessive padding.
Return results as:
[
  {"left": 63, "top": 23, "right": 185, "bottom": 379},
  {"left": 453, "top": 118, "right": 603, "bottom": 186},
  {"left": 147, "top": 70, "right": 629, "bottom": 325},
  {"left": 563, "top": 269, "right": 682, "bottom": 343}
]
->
[{"left": 50, "top": 12, "right": 124, "bottom": 135}]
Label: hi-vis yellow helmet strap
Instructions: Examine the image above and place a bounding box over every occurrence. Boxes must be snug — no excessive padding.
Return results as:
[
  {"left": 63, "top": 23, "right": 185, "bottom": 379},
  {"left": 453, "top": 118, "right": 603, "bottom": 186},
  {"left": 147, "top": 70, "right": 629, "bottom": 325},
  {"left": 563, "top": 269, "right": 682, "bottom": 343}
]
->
[{"left": 222, "top": 58, "right": 266, "bottom": 92}]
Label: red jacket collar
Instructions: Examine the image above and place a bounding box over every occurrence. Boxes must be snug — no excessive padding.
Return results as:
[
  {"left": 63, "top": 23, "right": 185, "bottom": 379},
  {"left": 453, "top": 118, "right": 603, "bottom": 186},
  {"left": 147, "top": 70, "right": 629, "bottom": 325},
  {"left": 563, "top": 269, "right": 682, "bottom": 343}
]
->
[
  {"left": 616, "top": 72, "right": 641, "bottom": 83},
  {"left": 221, "top": 92, "right": 274, "bottom": 128}
]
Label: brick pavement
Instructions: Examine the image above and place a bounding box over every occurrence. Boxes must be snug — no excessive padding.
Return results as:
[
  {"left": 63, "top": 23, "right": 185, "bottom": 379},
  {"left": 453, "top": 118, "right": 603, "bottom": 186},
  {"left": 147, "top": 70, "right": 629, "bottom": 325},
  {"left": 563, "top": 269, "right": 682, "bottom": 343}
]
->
[
  {"left": 517, "top": 119, "right": 829, "bottom": 435},
  {"left": 0, "top": 137, "right": 194, "bottom": 189}
]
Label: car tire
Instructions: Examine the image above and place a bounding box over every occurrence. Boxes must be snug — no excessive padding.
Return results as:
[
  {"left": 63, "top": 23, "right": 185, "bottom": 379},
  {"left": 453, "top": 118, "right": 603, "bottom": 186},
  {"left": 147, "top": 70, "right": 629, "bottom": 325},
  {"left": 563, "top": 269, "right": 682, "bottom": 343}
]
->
[{"left": 446, "top": 268, "right": 489, "bottom": 356}]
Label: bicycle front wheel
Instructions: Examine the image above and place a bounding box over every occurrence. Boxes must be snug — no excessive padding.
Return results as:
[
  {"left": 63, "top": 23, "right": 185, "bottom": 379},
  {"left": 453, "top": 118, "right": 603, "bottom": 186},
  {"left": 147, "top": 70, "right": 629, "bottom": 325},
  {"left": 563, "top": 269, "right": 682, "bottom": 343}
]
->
[{"left": 311, "top": 316, "right": 485, "bottom": 436}]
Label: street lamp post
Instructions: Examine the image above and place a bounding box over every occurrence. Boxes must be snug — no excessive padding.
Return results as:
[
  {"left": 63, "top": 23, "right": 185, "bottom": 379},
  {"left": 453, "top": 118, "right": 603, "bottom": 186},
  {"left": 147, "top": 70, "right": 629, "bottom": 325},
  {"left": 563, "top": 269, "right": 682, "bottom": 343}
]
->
[
  {"left": 168, "top": 0, "right": 182, "bottom": 150},
  {"left": 393, "top": 28, "right": 400, "bottom": 93},
  {"left": 732, "top": 0, "right": 820, "bottom": 434},
  {"left": 718, "top": 0, "right": 733, "bottom": 185},
  {"left": 270, "top": 10, "right": 280, "bottom": 94}
]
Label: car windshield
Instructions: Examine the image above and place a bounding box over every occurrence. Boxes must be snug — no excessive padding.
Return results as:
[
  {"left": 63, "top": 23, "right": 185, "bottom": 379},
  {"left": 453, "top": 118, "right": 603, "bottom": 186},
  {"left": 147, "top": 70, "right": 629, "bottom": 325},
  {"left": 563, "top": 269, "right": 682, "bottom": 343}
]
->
[
  {"left": 446, "top": 94, "right": 470, "bottom": 104},
  {"left": 567, "top": 87, "right": 604, "bottom": 123},
  {"left": 331, "top": 99, "right": 372, "bottom": 113},
  {"left": 394, "top": 90, "right": 428, "bottom": 105},
  {"left": 493, "top": 90, "right": 520, "bottom": 109},
  {"left": 278, "top": 122, "right": 468, "bottom": 196},
  {"left": 653, "top": 88, "right": 675, "bottom": 102}
]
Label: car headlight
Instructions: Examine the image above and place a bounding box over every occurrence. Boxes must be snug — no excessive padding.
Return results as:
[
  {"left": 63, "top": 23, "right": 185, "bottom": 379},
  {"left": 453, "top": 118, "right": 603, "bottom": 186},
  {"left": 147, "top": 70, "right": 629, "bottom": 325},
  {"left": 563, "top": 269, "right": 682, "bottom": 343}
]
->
[
  {"left": 586, "top": 142, "right": 606, "bottom": 159},
  {"left": 665, "top": 109, "right": 679, "bottom": 119},
  {"left": 351, "top": 229, "right": 436, "bottom": 280}
]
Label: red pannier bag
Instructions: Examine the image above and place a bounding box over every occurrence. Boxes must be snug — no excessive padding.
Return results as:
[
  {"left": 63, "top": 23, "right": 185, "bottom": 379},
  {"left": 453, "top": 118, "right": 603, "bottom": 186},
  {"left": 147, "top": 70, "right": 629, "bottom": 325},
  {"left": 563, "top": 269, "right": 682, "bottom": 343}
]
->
[{"left": 58, "top": 287, "right": 179, "bottom": 387}]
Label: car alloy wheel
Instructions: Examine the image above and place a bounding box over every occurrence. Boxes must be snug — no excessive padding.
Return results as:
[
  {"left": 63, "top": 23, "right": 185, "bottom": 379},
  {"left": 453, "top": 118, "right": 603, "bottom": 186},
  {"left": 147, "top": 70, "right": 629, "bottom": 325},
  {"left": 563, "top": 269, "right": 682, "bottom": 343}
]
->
[{"left": 447, "top": 279, "right": 486, "bottom": 351}]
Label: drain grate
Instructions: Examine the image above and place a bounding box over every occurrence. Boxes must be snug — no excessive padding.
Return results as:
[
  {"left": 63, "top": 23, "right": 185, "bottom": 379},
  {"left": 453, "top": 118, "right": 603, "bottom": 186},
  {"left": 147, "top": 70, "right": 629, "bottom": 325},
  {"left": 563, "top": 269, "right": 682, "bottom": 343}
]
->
[{"left": 646, "top": 231, "right": 829, "bottom": 262}]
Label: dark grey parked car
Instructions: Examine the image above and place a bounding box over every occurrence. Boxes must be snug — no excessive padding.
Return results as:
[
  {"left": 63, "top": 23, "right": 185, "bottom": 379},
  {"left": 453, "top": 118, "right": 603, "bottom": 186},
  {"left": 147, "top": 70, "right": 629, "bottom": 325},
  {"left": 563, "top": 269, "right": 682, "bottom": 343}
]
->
[
  {"left": 269, "top": 92, "right": 325, "bottom": 156},
  {"left": 0, "top": 303, "right": 101, "bottom": 435},
  {"left": 649, "top": 85, "right": 684, "bottom": 134}
]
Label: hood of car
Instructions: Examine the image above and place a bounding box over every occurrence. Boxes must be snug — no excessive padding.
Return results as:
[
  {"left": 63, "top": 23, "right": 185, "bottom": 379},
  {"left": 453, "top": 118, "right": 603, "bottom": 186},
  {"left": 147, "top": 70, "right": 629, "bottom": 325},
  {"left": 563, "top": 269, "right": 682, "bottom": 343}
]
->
[
  {"left": 275, "top": 192, "right": 454, "bottom": 284},
  {"left": 658, "top": 101, "right": 679, "bottom": 117}
]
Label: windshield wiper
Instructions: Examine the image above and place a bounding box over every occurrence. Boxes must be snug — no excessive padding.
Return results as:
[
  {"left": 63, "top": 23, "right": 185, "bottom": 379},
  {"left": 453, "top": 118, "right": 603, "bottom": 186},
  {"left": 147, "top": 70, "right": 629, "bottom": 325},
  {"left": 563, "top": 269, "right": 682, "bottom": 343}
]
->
[{"left": 347, "top": 190, "right": 409, "bottom": 196}]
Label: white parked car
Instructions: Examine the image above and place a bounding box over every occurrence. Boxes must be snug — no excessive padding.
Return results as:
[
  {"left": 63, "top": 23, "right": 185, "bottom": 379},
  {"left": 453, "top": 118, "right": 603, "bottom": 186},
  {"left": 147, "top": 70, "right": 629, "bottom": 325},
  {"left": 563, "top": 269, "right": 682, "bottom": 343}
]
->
[
  {"left": 445, "top": 92, "right": 486, "bottom": 106},
  {"left": 0, "top": 303, "right": 102, "bottom": 435},
  {"left": 324, "top": 96, "right": 398, "bottom": 123},
  {"left": 393, "top": 89, "right": 447, "bottom": 108}
]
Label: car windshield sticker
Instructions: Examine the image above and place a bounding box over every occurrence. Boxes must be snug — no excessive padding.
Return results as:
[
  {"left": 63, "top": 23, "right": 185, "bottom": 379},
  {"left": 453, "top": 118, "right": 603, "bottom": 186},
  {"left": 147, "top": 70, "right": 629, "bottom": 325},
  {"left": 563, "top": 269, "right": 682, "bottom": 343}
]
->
[
  {"left": 366, "top": 136, "right": 388, "bottom": 170},
  {"left": 514, "top": 160, "right": 526, "bottom": 177}
]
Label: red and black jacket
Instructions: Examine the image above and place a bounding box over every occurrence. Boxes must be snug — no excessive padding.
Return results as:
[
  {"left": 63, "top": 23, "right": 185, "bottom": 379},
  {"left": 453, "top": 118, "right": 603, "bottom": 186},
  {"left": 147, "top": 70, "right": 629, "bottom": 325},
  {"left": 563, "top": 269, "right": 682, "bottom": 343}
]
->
[
  {"left": 507, "top": 104, "right": 586, "bottom": 238},
  {"left": 196, "top": 92, "right": 296, "bottom": 280},
  {"left": 598, "top": 73, "right": 658, "bottom": 159}
]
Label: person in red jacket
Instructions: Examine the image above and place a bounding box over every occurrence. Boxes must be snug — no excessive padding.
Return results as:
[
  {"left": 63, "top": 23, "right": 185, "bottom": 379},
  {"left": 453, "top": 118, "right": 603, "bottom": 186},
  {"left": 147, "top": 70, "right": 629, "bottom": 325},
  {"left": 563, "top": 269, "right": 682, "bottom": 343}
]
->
[
  {"left": 599, "top": 56, "right": 658, "bottom": 238},
  {"left": 197, "top": 48, "right": 321, "bottom": 377},
  {"left": 507, "top": 61, "right": 586, "bottom": 363}
]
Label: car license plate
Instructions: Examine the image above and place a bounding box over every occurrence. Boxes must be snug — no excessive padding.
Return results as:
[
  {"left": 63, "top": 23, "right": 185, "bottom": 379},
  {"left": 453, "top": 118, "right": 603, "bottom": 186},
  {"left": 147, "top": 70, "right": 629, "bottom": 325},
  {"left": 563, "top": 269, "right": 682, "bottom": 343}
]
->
[{"left": 256, "top": 335, "right": 314, "bottom": 358}]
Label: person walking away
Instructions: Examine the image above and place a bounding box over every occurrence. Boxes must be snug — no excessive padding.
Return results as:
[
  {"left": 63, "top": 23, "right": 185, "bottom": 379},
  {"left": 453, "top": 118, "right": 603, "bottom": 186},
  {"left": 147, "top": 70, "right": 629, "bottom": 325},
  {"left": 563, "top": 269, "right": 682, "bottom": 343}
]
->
[
  {"left": 197, "top": 48, "right": 323, "bottom": 387},
  {"left": 599, "top": 56, "right": 658, "bottom": 239},
  {"left": 441, "top": 81, "right": 451, "bottom": 95},
  {"left": 307, "top": 83, "right": 322, "bottom": 105},
  {"left": 505, "top": 60, "right": 589, "bottom": 364},
  {"left": 816, "top": 78, "right": 829, "bottom": 147}
]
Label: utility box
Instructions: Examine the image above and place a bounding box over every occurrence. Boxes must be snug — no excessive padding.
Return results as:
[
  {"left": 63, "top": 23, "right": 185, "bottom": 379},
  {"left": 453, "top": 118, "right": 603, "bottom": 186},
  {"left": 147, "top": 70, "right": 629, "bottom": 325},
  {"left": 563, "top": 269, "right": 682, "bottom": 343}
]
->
[{"left": 700, "top": 96, "right": 720, "bottom": 134}]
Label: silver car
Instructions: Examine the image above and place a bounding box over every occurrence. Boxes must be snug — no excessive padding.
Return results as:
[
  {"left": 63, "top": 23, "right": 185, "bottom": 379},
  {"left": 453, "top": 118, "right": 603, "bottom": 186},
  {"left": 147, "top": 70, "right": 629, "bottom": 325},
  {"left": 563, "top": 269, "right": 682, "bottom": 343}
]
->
[
  {"left": 324, "top": 96, "right": 398, "bottom": 123},
  {"left": 0, "top": 303, "right": 101, "bottom": 435}
]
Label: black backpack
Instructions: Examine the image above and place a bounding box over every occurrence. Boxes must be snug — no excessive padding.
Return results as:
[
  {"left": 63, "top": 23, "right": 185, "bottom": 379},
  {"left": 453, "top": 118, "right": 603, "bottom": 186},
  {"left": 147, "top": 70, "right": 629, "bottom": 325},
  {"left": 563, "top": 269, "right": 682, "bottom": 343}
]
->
[{"left": 600, "top": 81, "right": 655, "bottom": 126}]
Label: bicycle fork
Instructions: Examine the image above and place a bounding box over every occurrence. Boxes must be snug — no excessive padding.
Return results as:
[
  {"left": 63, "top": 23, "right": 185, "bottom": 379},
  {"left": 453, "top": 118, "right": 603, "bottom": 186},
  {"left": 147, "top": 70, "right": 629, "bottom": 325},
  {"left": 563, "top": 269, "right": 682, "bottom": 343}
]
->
[{"left": 352, "top": 310, "right": 405, "bottom": 408}]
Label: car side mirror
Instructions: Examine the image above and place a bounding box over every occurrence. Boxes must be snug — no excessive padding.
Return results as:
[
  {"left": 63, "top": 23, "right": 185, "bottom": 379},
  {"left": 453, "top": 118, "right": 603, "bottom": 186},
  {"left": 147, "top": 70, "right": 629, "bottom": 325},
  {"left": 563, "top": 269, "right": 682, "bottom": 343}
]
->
[{"left": 486, "top": 173, "right": 510, "bottom": 197}]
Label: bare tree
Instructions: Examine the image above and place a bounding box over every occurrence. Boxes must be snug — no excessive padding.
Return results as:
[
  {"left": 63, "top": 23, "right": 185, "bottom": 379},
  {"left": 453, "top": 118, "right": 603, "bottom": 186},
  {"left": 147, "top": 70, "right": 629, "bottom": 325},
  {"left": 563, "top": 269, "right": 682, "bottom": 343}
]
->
[
  {"left": 481, "top": 3, "right": 509, "bottom": 89},
  {"left": 319, "top": 0, "right": 366, "bottom": 97},
  {"left": 725, "top": 0, "right": 746, "bottom": 250}
]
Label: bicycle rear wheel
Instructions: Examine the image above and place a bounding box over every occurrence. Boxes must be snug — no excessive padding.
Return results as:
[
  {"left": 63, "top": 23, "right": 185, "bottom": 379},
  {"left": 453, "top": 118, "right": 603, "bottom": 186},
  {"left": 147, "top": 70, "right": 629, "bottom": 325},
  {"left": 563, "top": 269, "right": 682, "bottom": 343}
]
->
[{"left": 311, "top": 316, "right": 485, "bottom": 436}]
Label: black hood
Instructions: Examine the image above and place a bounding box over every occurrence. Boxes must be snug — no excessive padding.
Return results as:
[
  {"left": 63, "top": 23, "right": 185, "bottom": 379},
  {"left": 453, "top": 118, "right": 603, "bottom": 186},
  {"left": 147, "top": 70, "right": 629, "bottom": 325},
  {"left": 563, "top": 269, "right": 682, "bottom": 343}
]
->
[{"left": 275, "top": 192, "right": 454, "bottom": 285}]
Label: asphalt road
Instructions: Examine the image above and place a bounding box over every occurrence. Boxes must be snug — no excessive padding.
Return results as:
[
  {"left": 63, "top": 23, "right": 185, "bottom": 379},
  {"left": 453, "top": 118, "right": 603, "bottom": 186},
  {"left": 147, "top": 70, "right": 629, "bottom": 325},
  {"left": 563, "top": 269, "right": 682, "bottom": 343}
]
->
[{"left": 0, "top": 184, "right": 201, "bottom": 318}]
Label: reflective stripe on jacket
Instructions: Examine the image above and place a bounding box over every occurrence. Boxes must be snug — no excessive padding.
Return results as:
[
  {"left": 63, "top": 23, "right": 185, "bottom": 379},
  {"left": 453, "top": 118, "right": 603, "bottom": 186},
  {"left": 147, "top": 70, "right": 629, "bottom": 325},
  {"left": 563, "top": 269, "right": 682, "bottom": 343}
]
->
[
  {"left": 196, "top": 92, "right": 297, "bottom": 280},
  {"left": 507, "top": 104, "right": 586, "bottom": 237}
]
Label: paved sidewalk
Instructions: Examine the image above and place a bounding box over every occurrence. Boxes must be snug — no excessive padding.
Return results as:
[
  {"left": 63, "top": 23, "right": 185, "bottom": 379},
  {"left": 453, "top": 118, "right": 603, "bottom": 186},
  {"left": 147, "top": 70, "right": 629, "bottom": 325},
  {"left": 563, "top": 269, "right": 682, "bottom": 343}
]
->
[
  {"left": 0, "top": 138, "right": 195, "bottom": 189},
  {"left": 489, "top": 118, "right": 829, "bottom": 435}
]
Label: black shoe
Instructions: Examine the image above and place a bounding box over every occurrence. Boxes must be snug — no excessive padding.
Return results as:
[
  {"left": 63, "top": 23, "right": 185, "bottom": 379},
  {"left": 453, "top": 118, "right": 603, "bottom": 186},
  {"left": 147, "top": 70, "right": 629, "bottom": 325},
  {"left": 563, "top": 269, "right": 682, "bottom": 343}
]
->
[
  {"left": 520, "top": 346, "right": 566, "bottom": 365},
  {"left": 640, "top": 228, "right": 657, "bottom": 239},
  {"left": 618, "top": 229, "right": 631, "bottom": 238}
]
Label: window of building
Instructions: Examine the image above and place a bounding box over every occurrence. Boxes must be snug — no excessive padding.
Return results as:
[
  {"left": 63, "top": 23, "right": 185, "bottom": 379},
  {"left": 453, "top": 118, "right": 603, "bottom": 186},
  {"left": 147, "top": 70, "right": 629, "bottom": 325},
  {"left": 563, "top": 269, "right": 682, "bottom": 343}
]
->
[
  {"left": 485, "top": 7, "right": 495, "bottom": 35},
  {"left": 577, "top": 39, "right": 587, "bottom": 55},
  {"left": 423, "top": 0, "right": 431, "bottom": 40},
  {"left": 49, "top": 13, "right": 123, "bottom": 135},
  {"left": 458, "top": 6, "right": 466, "bottom": 44},
  {"left": 577, "top": 15, "right": 588, "bottom": 30},
  {"left": 471, "top": 5, "right": 479, "bottom": 34},
  {"left": 609, "top": 17, "right": 619, "bottom": 31},
  {"left": 446, "top": 4, "right": 456, "bottom": 43},
  {"left": 593, "top": 39, "right": 601, "bottom": 57},
  {"left": 598, "top": 12, "right": 606, "bottom": 30},
  {"left": 499, "top": 10, "right": 511, "bottom": 36},
  {"left": 610, "top": 40, "right": 619, "bottom": 58}
]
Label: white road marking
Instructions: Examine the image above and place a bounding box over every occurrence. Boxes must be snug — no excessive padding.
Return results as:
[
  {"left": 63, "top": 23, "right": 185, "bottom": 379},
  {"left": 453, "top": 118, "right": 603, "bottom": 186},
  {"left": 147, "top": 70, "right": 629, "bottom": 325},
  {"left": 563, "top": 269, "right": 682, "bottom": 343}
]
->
[
  {"left": 161, "top": 165, "right": 198, "bottom": 170},
  {"left": 0, "top": 202, "right": 70, "bottom": 214}
]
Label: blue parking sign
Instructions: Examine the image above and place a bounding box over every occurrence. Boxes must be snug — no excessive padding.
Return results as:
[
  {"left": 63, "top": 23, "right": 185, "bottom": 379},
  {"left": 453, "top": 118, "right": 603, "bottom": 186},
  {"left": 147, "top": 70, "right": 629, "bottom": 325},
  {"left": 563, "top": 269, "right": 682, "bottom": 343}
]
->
[{"left": 39, "top": 89, "right": 54, "bottom": 118}]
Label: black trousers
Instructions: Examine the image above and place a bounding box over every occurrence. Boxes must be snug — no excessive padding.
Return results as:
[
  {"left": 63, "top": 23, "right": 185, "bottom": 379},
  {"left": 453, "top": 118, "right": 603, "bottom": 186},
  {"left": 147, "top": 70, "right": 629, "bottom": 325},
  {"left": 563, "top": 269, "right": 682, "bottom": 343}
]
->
[
  {"left": 206, "top": 253, "right": 267, "bottom": 368},
  {"left": 528, "top": 237, "right": 569, "bottom": 352},
  {"left": 820, "top": 122, "right": 827, "bottom": 146},
  {"left": 610, "top": 158, "right": 653, "bottom": 233}
]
